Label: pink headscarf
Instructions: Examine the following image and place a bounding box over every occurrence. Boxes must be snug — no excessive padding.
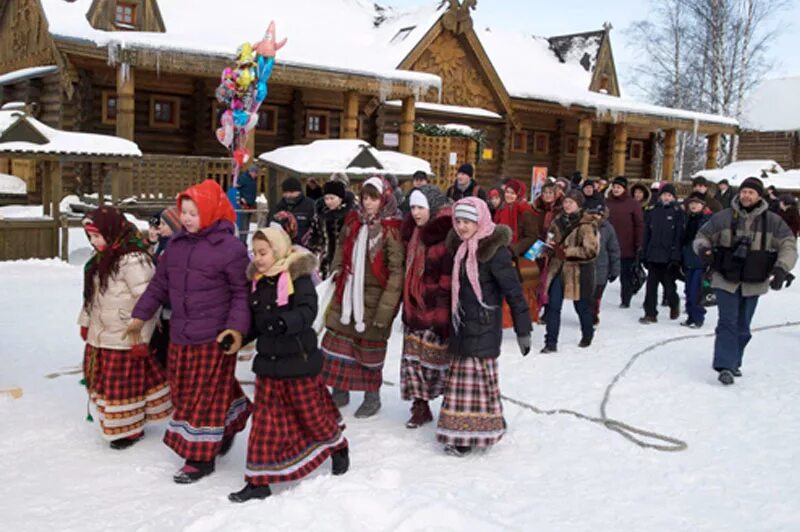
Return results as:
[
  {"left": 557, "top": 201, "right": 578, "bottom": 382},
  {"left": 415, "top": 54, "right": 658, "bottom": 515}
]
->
[{"left": 451, "top": 197, "right": 496, "bottom": 330}]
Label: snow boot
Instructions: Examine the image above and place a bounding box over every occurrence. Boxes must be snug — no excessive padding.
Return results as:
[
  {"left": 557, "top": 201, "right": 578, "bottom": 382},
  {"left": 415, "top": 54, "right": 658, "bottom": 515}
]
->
[
  {"left": 619, "top": 302, "right": 630, "bottom": 309},
  {"left": 578, "top": 336, "right": 592, "bottom": 348},
  {"left": 331, "top": 388, "right": 350, "bottom": 408},
  {"left": 669, "top": 306, "right": 680, "bottom": 320},
  {"left": 331, "top": 446, "right": 349, "bottom": 476},
  {"left": 718, "top": 370, "right": 735, "bottom": 386},
  {"left": 732, "top": 368, "right": 742, "bottom": 377},
  {"left": 681, "top": 320, "right": 703, "bottom": 329},
  {"left": 173, "top": 460, "right": 215, "bottom": 484},
  {"left": 109, "top": 432, "right": 143, "bottom": 450},
  {"left": 444, "top": 445, "right": 472, "bottom": 457},
  {"left": 354, "top": 391, "right": 381, "bottom": 418},
  {"left": 228, "top": 483, "right": 272, "bottom": 503},
  {"left": 406, "top": 399, "right": 433, "bottom": 429},
  {"left": 540, "top": 344, "right": 557, "bottom": 354},
  {"left": 639, "top": 315, "right": 657, "bottom": 324},
  {"left": 218, "top": 434, "right": 235, "bottom": 457}
]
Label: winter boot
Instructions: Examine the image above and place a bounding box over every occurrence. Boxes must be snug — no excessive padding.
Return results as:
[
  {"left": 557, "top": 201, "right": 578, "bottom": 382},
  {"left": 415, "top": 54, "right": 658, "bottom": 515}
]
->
[
  {"left": 681, "top": 320, "right": 702, "bottom": 329},
  {"left": 228, "top": 483, "right": 272, "bottom": 503},
  {"left": 578, "top": 336, "right": 592, "bottom": 348},
  {"left": 619, "top": 302, "right": 630, "bottom": 309},
  {"left": 540, "top": 344, "right": 557, "bottom": 354},
  {"left": 109, "top": 432, "right": 143, "bottom": 450},
  {"left": 331, "top": 446, "right": 350, "bottom": 475},
  {"left": 732, "top": 368, "right": 743, "bottom": 377},
  {"left": 406, "top": 399, "right": 434, "bottom": 428},
  {"left": 173, "top": 460, "right": 215, "bottom": 484},
  {"left": 444, "top": 445, "right": 472, "bottom": 457},
  {"left": 669, "top": 306, "right": 680, "bottom": 320},
  {"left": 639, "top": 315, "right": 657, "bottom": 324},
  {"left": 218, "top": 434, "right": 235, "bottom": 457},
  {"left": 718, "top": 370, "right": 735, "bottom": 386},
  {"left": 354, "top": 391, "right": 381, "bottom": 418},
  {"left": 331, "top": 388, "right": 350, "bottom": 408}
]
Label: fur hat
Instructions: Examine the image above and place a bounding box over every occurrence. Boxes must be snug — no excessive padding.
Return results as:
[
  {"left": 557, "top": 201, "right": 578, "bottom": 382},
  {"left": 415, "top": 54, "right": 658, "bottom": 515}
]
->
[
  {"left": 457, "top": 163, "right": 474, "bottom": 178},
  {"left": 281, "top": 177, "right": 302, "bottom": 193},
  {"left": 323, "top": 180, "right": 347, "bottom": 201},
  {"left": 612, "top": 176, "right": 628, "bottom": 188},
  {"left": 564, "top": 189, "right": 585, "bottom": 208},
  {"left": 740, "top": 177, "right": 765, "bottom": 197}
]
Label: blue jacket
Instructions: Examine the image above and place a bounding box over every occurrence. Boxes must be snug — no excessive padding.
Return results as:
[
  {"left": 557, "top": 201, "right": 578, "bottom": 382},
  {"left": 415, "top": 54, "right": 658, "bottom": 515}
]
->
[
  {"left": 236, "top": 170, "right": 258, "bottom": 207},
  {"left": 681, "top": 210, "right": 711, "bottom": 270},
  {"left": 643, "top": 202, "right": 684, "bottom": 264}
]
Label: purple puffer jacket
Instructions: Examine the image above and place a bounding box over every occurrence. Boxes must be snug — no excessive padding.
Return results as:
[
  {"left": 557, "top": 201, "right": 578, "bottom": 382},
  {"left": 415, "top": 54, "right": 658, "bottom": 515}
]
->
[{"left": 133, "top": 220, "right": 251, "bottom": 345}]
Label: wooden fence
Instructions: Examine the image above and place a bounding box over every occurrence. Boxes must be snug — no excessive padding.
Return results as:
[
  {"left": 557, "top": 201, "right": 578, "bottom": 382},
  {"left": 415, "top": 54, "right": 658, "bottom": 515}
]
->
[{"left": 0, "top": 218, "right": 58, "bottom": 261}]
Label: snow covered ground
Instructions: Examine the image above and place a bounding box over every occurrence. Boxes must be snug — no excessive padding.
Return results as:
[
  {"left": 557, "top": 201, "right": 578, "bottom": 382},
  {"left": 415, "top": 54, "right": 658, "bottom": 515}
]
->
[{"left": 1, "top": 257, "right": 799, "bottom": 531}]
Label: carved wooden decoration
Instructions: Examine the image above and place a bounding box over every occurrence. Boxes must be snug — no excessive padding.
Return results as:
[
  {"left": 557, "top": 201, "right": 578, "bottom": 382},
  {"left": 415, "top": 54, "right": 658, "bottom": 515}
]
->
[
  {"left": 441, "top": 0, "right": 476, "bottom": 35},
  {"left": 0, "top": 0, "right": 54, "bottom": 73}
]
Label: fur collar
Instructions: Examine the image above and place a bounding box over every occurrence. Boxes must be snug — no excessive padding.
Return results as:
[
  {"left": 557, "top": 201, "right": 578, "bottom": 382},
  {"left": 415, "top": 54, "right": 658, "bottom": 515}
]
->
[
  {"left": 401, "top": 208, "right": 453, "bottom": 246},
  {"left": 446, "top": 224, "right": 512, "bottom": 263},
  {"left": 246, "top": 248, "right": 318, "bottom": 281}
]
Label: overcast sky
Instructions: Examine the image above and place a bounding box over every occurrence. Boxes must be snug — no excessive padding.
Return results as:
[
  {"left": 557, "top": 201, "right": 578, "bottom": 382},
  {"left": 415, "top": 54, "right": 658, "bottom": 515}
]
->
[{"left": 389, "top": 0, "right": 800, "bottom": 99}]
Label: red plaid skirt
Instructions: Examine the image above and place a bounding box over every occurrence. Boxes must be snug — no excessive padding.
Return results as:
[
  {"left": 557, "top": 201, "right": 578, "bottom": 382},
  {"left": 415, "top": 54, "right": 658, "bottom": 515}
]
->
[
  {"left": 400, "top": 328, "right": 450, "bottom": 401},
  {"left": 83, "top": 345, "right": 172, "bottom": 441},
  {"left": 436, "top": 356, "right": 506, "bottom": 448},
  {"left": 246, "top": 375, "right": 347, "bottom": 485},
  {"left": 320, "top": 329, "right": 386, "bottom": 392},
  {"left": 163, "top": 342, "right": 252, "bottom": 461}
]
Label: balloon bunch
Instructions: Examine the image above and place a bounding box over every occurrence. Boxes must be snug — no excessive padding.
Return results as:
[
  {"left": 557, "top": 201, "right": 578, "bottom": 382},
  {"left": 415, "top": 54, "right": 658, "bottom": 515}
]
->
[{"left": 215, "top": 21, "right": 287, "bottom": 185}]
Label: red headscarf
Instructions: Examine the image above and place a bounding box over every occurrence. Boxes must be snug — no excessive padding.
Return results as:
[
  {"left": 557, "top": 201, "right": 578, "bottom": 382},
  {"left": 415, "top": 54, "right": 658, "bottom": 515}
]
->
[
  {"left": 494, "top": 179, "right": 533, "bottom": 244},
  {"left": 176, "top": 179, "right": 236, "bottom": 230}
]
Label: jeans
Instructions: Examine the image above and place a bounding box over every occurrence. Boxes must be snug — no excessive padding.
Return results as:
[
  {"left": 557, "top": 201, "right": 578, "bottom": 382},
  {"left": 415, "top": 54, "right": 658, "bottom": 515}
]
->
[
  {"left": 713, "top": 288, "right": 759, "bottom": 371},
  {"left": 544, "top": 276, "right": 594, "bottom": 347},
  {"left": 643, "top": 262, "right": 679, "bottom": 318},
  {"left": 684, "top": 268, "right": 706, "bottom": 324},
  {"left": 619, "top": 258, "right": 636, "bottom": 305}
]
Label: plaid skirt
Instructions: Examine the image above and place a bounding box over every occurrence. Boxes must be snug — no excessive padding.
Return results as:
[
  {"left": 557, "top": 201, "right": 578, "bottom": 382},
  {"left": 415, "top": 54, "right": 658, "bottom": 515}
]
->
[
  {"left": 83, "top": 344, "right": 172, "bottom": 441},
  {"left": 320, "top": 329, "right": 387, "bottom": 392},
  {"left": 400, "top": 328, "right": 450, "bottom": 401},
  {"left": 246, "top": 375, "right": 347, "bottom": 485},
  {"left": 164, "top": 342, "right": 253, "bottom": 461},
  {"left": 436, "top": 357, "right": 506, "bottom": 448}
]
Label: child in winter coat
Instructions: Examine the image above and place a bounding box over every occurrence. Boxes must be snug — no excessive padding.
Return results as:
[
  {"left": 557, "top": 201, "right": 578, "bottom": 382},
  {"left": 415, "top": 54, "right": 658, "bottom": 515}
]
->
[
  {"left": 681, "top": 193, "right": 712, "bottom": 328},
  {"left": 321, "top": 176, "right": 405, "bottom": 418},
  {"left": 308, "top": 180, "right": 355, "bottom": 279},
  {"left": 228, "top": 227, "right": 349, "bottom": 503},
  {"left": 590, "top": 205, "right": 621, "bottom": 326},
  {"left": 80, "top": 206, "right": 172, "bottom": 449},
  {"left": 149, "top": 205, "right": 181, "bottom": 368},
  {"left": 438, "top": 198, "right": 532, "bottom": 457},
  {"left": 400, "top": 185, "right": 453, "bottom": 429},
  {"left": 129, "top": 179, "right": 253, "bottom": 484}
]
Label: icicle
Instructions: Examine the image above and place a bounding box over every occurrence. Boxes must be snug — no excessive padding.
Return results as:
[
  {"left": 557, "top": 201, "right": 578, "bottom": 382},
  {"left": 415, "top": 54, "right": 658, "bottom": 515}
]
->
[
  {"left": 156, "top": 51, "right": 161, "bottom": 78},
  {"left": 106, "top": 41, "right": 118, "bottom": 67},
  {"left": 378, "top": 78, "right": 392, "bottom": 103},
  {"left": 692, "top": 118, "right": 699, "bottom": 137}
]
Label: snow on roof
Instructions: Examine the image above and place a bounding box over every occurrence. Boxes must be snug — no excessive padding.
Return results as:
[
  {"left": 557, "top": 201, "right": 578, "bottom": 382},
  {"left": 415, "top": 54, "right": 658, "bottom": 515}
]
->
[
  {"left": 0, "top": 173, "right": 27, "bottom": 195},
  {"left": 0, "top": 66, "right": 59, "bottom": 86},
  {"left": 741, "top": 77, "right": 800, "bottom": 132},
  {"left": 259, "top": 139, "right": 431, "bottom": 176},
  {"left": 693, "top": 160, "right": 785, "bottom": 185},
  {"left": 385, "top": 100, "right": 502, "bottom": 119},
  {"left": 39, "top": 0, "right": 443, "bottom": 89},
  {"left": 0, "top": 110, "right": 142, "bottom": 158},
  {"left": 768, "top": 170, "right": 800, "bottom": 191}
]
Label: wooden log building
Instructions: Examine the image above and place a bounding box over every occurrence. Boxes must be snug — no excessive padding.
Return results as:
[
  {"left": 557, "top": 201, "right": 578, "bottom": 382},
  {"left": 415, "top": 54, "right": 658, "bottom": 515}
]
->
[{"left": 738, "top": 76, "right": 800, "bottom": 171}]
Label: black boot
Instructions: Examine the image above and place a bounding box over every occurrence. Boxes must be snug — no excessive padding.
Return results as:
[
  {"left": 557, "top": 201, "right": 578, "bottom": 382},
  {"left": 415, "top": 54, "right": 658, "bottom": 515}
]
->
[
  {"left": 444, "top": 445, "right": 472, "bottom": 457},
  {"left": 331, "top": 446, "right": 349, "bottom": 476},
  {"left": 173, "top": 460, "right": 215, "bottom": 484},
  {"left": 578, "top": 336, "right": 592, "bottom": 348},
  {"left": 228, "top": 483, "right": 272, "bottom": 503},
  {"left": 540, "top": 344, "right": 557, "bottom": 354},
  {"left": 732, "top": 368, "right": 743, "bottom": 377},
  {"left": 218, "top": 434, "right": 235, "bottom": 457},
  {"left": 109, "top": 432, "right": 143, "bottom": 450},
  {"left": 718, "top": 370, "right": 735, "bottom": 386}
]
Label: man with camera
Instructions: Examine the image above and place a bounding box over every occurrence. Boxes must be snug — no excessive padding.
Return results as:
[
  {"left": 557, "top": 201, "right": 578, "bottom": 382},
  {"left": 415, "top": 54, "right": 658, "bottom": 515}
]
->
[{"left": 693, "top": 177, "right": 797, "bottom": 385}]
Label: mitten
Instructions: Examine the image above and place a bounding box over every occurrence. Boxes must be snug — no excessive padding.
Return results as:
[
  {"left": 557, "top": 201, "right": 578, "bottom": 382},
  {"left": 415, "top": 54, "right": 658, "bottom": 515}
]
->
[
  {"left": 769, "top": 267, "right": 787, "bottom": 291},
  {"left": 80, "top": 326, "right": 88, "bottom": 341},
  {"left": 517, "top": 335, "right": 531, "bottom": 357},
  {"left": 130, "top": 344, "right": 150, "bottom": 359}
]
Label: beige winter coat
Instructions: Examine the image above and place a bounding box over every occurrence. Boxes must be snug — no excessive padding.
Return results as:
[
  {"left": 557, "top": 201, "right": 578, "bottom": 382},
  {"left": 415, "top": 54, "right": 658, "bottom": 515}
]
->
[{"left": 78, "top": 253, "right": 157, "bottom": 350}]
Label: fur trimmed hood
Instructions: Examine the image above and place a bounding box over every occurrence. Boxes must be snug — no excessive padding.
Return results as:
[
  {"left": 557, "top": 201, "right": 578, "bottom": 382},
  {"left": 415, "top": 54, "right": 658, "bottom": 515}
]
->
[
  {"left": 247, "top": 247, "right": 318, "bottom": 281},
  {"left": 401, "top": 207, "right": 453, "bottom": 246},
  {"left": 446, "top": 224, "right": 512, "bottom": 263}
]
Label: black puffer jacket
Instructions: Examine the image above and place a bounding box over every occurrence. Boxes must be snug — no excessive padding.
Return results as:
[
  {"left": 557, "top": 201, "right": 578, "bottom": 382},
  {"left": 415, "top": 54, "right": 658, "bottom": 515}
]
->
[
  {"left": 445, "top": 225, "right": 532, "bottom": 359},
  {"left": 268, "top": 193, "right": 316, "bottom": 245},
  {"left": 247, "top": 251, "right": 321, "bottom": 379},
  {"left": 643, "top": 201, "right": 684, "bottom": 264},
  {"left": 309, "top": 195, "right": 355, "bottom": 278}
]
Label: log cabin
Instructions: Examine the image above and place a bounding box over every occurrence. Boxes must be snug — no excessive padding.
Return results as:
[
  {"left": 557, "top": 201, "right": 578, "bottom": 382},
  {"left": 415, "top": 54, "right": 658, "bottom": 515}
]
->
[{"left": 738, "top": 76, "right": 800, "bottom": 171}]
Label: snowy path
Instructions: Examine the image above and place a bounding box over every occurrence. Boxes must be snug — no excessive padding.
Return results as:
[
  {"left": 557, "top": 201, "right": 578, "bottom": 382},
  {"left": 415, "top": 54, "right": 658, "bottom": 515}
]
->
[{"left": 1, "top": 259, "right": 799, "bottom": 531}]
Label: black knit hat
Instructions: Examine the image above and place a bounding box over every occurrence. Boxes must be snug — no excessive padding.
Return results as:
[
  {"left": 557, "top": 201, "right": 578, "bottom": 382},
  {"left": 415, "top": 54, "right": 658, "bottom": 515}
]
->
[
  {"left": 692, "top": 176, "right": 709, "bottom": 187},
  {"left": 281, "top": 177, "right": 302, "bottom": 193},
  {"left": 323, "top": 180, "right": 347, "bottom": 201},
  {"left": 412, "top": 170, "right": 429, "bottom": 182},
  {"left": 740, "top": 177, "right": 765, "bottom": 197},
  {"left": 660, "top": 183, "right": 677, "bottom": 198},
  {"left": 718, "top": 179, "right": 730, "bottom": 186},
  {"left": 612, "top": 176, "right": 628, "bottom": 188},
  {"left": 457, "top": 163, "right": 474, "bottom": 178}
]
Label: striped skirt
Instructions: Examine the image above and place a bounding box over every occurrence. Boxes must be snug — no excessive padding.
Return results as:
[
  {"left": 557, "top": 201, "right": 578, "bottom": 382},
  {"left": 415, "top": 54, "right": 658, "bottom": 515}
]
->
[
  {"left": 320, "top": 329, "right": 387, "bottom": 392},
  {"left": 246, "top": 375, "right": 347, "bottom": 485},
  {"left": 436, "top": 356, "right": 506, "bottom": 449},
  {"left": 163, "top": 342, "right": 253, "bottom": 461},
  {"left": 400, "top": 327, "right": 450, "bottom": 401},
  {"left": 83, "top": 344, "right": 172, "bottom": 441}
]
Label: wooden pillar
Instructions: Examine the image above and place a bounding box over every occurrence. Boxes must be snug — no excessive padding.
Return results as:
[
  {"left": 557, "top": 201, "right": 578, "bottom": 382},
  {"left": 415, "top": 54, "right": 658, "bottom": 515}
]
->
[
  {"left": 399, "top": 96, "right": 415, "bottom": 155},
  {"left": 291, "top": 90, "right": 304, "bottom": 144},
  {"left": 612, "top": 122, "right": 628, "bottom": 178},
  {"left": 42, "top": 161, "right": 51, "bottom": 217},
  {"left": 706, "top": 133, "right": 720, "bottom": 169},
  {"left": 246, "top": 129, "right": 256, "bottom": 169},
  {"left": 575, "top": 117, "right": 592, "bottom": 179},
  {"left": 116, "top": 65, "right": 135, "bottom": 201},
  {"left": 50, "top": 161, "right": 62, "bottom": 222},
  {"left": 661, "top": 129, "right": 678, "bottom": 181},
  {"left": 343, "top": 91, "right": 359, "bottom": 139}
]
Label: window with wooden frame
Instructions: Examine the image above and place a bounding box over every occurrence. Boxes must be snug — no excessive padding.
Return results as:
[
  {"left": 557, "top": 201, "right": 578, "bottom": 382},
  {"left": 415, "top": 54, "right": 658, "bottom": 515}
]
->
[
  {"left": 114, "top": 2, "right": 137, "bottom": 28},
  {"left": 102, "top": 91, "right": 118, "bottom": 125},
  {"left": 510, "top": 130, "right": 527, "bottom": 153},
  {"left": 306, "top": 110, "right": 329, "bottom": 138},
  {"left": 533, "top": 132, "right": 550, "bottom": 155},
  {"left": 149, "top": 95, "right": 181, "bottom": 129},
  {"left": 590, "top": 138, "right": 600, "bottom": 159},
  {"left": 256, "top": 106, "right": 278, "bottom": 135},
  {"left": 565, "top": 135, "right": 578, "bottom": 156},
  {"left": 629, "top": 140, "right": 644, "bottom": 161}
]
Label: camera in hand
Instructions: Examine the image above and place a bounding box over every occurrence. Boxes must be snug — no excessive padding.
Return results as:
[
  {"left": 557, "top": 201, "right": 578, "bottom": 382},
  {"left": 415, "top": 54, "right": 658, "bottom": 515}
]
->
[{"left": 732, "top": 236, "right": 752, "bottom": 261}]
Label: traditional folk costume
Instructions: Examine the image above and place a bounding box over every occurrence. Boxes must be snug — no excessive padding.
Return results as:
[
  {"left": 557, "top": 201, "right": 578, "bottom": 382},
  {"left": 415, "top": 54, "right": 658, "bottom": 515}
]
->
[
  {"left": 133, "top": 179, "right": 252, "bottom": 483},
  {"left": 438, "top": 199, "right": 532, "bottom": 456},
  {"left": 320, "top": 177, "right": 405, "bottom": 417},
  {"left": 79, "top": 207, "right": 172, "bottom": 449},
  {"left": 229, "top": 227, "right": 348, "bottom": 503},
  {"left": 400, "top": 185, "right": 453, "bottom": 428}
]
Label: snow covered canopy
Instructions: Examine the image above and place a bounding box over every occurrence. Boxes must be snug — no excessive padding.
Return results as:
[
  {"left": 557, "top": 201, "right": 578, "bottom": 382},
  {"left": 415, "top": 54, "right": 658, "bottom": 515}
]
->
[
  {"left": 0, "top": 106, "right": 141, "bottom": 160},
  {"left": 741, "top": 77, "right": 800, "bottom": 132},
  {"left": 0, "top": 66, "right": 58, "bottom": 86},
  {"left": 259, "top": 139, "right": 431, "bottom": 179}
]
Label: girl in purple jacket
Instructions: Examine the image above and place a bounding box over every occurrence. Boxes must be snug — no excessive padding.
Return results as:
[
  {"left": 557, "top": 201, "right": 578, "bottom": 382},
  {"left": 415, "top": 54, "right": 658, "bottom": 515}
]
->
[{"left": 127, "top": 179, "right": 253, "bottom": 484}]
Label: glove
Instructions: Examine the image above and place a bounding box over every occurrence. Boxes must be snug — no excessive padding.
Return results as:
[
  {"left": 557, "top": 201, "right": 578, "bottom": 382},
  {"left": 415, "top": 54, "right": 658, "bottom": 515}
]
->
[
  {"left": 668, "top": 261, "right": 683, "bottom": 279},
  {"left": 130, "top": 344, "right": 150, "bottom": 359},
  {"left": 216, "top": 329, "right": 243, "bottom": 355},
  {"left": 80, "top": 326, "right": 88, "bottom": 341},
  {"left": 517, "top": 335, "right": 531, "bottom": 357},
  {"left": 698, "top": 247, "right": 714, "bottom": 267},
  {"left": 608, "top": 275, "right": 618, "bottom": 283},
  {"left": 122, "top": 318, "right": 145, "bottom": 345},
  {"left": 262, "top": 317, "right": 287, "bottom": 337},
  {"left": 553, "top": 244, "right": 566, "bottom": 261},
  {"left": 769, "top": 267, "right": 787, "bottom": 291}
]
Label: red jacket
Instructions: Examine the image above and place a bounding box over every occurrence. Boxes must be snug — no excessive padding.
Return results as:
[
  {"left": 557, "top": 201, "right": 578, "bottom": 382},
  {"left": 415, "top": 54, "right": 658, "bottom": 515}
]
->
[{"left": 606, "top": 191, "right": 644, "bottom": 258}]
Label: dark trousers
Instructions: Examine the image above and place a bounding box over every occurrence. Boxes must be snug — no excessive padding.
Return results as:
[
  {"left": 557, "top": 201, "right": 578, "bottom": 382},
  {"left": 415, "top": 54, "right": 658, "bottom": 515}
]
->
[
  {"left": 545, "top": 276, "right": 594, "bottom": 347},
  {"left": 713, "top": 288, "right": 759, "bottom": 371},
  {"left": 684, "top": 268, "right": 706, "bottom": 324},
  {"left": 619, "top": 258, "right": 636, "bottom": 305},
  {"left": 149, "top": 318, "right": 171, "bottom": 369},
  {"left": 643, "top": 262, "right": 679, "bottom": 318},
  {"left": 593, "top": 283, "right": 607, "bottom": 320}
]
